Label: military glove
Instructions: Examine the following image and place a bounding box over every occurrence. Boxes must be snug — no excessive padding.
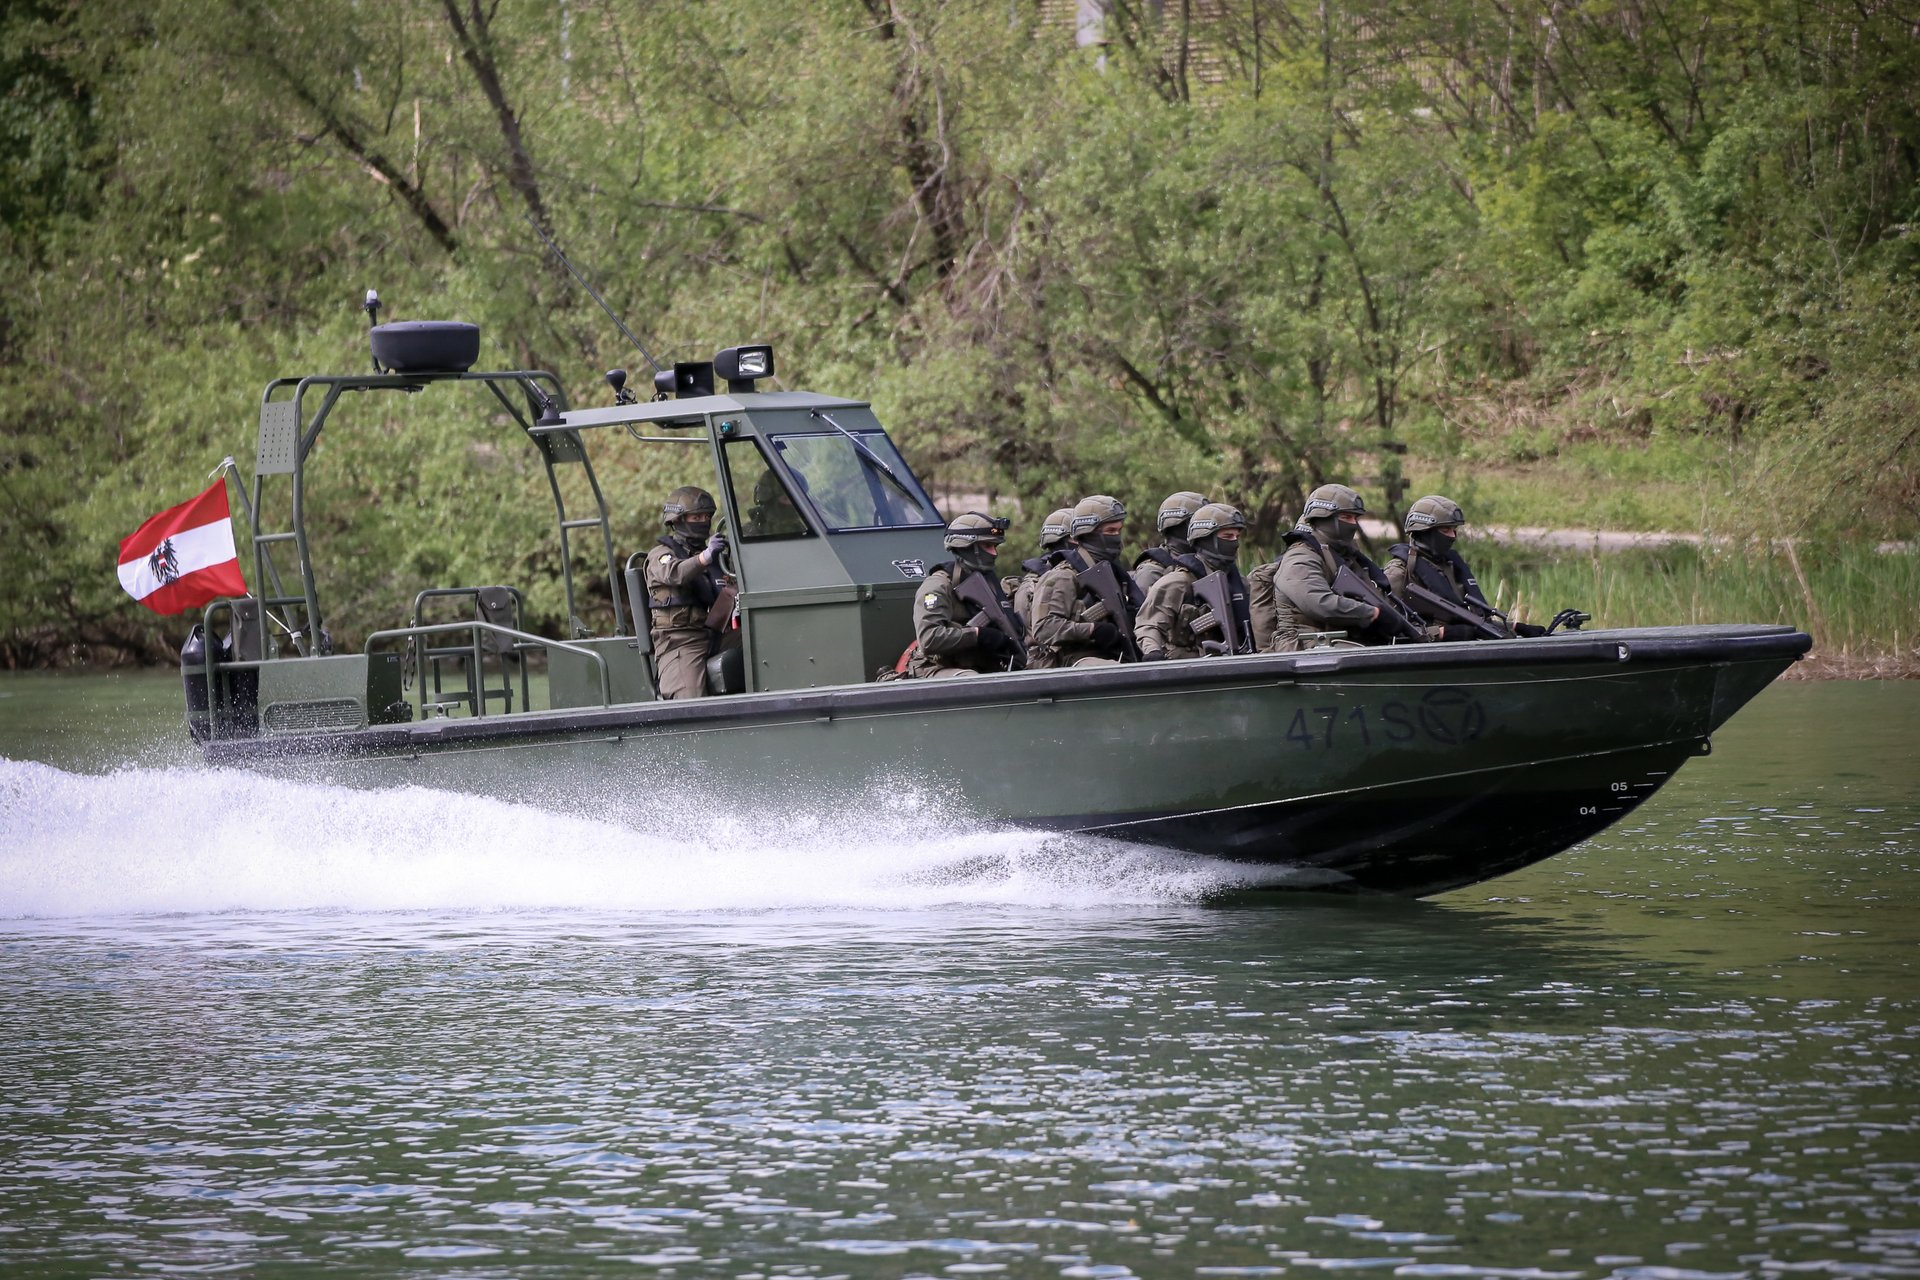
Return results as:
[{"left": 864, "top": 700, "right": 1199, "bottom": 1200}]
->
[
  {"left": 1442, "top": 624, "right": 1481, "bottom": 643},
  {"left": 1089, "top": 621, "right": 1121, "bottom": 651},
  {"left": 1512, "top": 622, "right": 1548, "bottom": 638},
  {"left": 976, "top": 626, "right": 1013, "bottom": 655},
  {"left": 1141, "top": 648, "right": 1168, "bottom": 662},
  {"left": 705, "top": 535, "right": 728, "bottom": 558}
]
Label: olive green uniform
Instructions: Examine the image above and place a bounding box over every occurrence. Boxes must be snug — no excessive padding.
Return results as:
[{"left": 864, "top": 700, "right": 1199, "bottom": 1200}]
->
[
  {"left": 644, "top": 535, "right": 723, "bottom": 699},
  {"left": 908, "top": 564, "right": 1008, "bottom": 678},
  {"left": 1265, "top": 531, "right": 1380, "bottom": 652},
  {"left": 1003, "top": 554, "right": 1057, "bottom": 632},
  {"left": 1385, "top": 546, "right": 1464, "bottom": 598},
  {"left": 1131, "top": 547, "right": 1183, "bottom": 597},
  {"left": 1248, "top": 560, "right": 1280, "bottom": 656},
  {"left": 1134, "top": 565, "right": 1207, "bottom": 660},
  {"left": 1027, "top": 551, "right": 1128, "bottom": 668}
]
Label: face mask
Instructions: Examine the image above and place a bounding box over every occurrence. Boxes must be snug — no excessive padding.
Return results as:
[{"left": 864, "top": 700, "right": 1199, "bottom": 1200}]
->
[
  {"left": 957, "top": 544, "right": 1000, "bottom": 572},
  {"left": 1328, "top": 518, "right": 1360, "bottom": 544},
  {"left": 1415, "top": 528, "right": 1453, "bottom": 554},
  {"left": 1196, "top": 537, "right": 1239, "bottom": 570},
  {"left": 1083, "top": 532, "right": 1124, "bottom": 563},
  {"left": 679, "top": 519, "right": 712, "bottom": 544}
]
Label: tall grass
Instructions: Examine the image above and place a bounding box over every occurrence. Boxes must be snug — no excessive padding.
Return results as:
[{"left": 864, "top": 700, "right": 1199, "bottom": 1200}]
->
[{"left": 1469, "top": 542, "right": 1920, "bottom": 659}]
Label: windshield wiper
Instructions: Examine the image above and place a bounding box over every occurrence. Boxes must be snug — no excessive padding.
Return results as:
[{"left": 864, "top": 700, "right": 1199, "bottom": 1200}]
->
[{"left": 810, "top": 410, "right": 929, "bottom": 516}]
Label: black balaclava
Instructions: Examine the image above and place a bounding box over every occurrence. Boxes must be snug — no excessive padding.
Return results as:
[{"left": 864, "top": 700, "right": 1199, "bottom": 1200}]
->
[
  {"left": 1315, "top": 516, "right": 1360, "bottom": 546},
  {"left": 1195, "top": 535, "right": 1239, "bottom": 572},
  {"left": 1081, "top": 532, "right": 1124, "bottom": 563},
  {"left": 956, "top": 541, "right": 1001, "bottom": 574}
]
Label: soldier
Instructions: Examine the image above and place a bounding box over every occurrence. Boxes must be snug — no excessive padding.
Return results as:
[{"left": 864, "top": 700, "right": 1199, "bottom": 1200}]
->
[
  {"left": 1027, "top": 494, "right": 1142, "bottom": 668},
  {"left": 1387, "top": 495, "right": 1547, "bottom": 640},
  {"left": 1003, "top": 508, "right": 1074, "bottom": 627},
  {"left": 1135, "top": 503, "right": 1254, "bottom": 660},
  {"left": 743, "top": 467, "right": 807, "bottom": 538},
  {"left": 644, "top": 485, "right": 732, "bottom": 698},
  {"left": 1132, "top": 491, "right": 1210, "bottom": 595},
  {"left": 909, "top": 513, "right": 1023, "bottom": 678},
  {"left": 1264, "top": 483, "right": 1426, "bottom": 652}
]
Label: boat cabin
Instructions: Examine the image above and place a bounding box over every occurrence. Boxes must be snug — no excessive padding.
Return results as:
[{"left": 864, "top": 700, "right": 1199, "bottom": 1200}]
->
[{"left": 186, "top": 326, "right": 949, "bottom": 741}]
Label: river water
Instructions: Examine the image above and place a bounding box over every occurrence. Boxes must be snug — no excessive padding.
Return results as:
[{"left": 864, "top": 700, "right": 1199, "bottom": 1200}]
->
[{"left": 1, "top": 675, "right": 1915, "bottom": 1279}]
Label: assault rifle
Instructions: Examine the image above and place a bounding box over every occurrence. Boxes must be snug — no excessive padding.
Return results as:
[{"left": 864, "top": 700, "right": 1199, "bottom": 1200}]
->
[
  {"left": 1189, "top": 571, "right": 1251, "bottom": 655},
  {"left": 1075, "top": 559, "right": 1142, "bottom": 661},
  {"left": 954, "top": 571, "right": 1028, "bottom": 669},
  {"left": 1331, "top": 561, "right": 1429, "bottom": 643},
  {"left": 1403, "top": 581, "right": 1511, "bottom": 641}
]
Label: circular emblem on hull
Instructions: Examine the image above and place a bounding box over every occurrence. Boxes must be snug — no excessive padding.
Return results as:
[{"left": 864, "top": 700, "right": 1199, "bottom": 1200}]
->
[{"left": 1418, "top": 686, "right": 1486, "bottom": 744}]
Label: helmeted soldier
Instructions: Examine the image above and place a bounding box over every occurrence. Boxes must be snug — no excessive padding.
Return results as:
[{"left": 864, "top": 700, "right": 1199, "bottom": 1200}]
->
[
  {"left": 1026, "top": 494, "right": 1142, "bottom": 668},
  {"left": 908, "top": 513, "right": 1024, "bottom": 678},
  {"left": 1135, "top": 502, "right": 1255, "bottom": 660},
  {"left": 1003, "top": 508, "right": 1074, "bottom": 628},
  {"left": 1387, "top": 495, "right": 1544, "bottom": 640},
  {"left": 1263, "top": 483, "right": 1424, "bottom": 652},
  {"left": 644, "top": 485, "right": 733, "bottom": 698},
  {"left": 743, "top": 467, "right": 807, "bottom": 538},
  {"left": 1132, "top": 491, "right": 1210, "bottom": 596}
]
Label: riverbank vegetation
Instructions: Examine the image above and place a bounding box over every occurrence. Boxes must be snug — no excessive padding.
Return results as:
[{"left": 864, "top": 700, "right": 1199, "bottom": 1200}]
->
[
  {"left": 1, "top": 0, "right": 1914, "bottom": 666},
  {"left": 1464, "top": 542, "right": 1920, "bottom": 677}
]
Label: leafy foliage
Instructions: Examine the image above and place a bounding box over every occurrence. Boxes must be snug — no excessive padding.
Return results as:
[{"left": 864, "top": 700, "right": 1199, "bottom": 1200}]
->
[{"left": 1, "top": 0, "right": 1914, "bottom": 664}]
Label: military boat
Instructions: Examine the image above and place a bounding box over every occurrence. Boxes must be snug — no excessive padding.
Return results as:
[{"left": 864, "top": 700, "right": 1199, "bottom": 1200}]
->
[{"left": 178, "top": 323, "right": 1811, "bottom": 897}]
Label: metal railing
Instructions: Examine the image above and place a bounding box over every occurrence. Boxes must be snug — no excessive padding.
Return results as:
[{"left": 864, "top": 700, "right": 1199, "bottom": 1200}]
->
[{"left": 362, "top": 621, "right": 612, "bottom": 719}]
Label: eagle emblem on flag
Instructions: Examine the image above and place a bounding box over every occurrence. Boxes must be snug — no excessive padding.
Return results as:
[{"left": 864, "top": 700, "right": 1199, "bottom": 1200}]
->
[{"left": 148, "top": 537, "right": 181, "bottom": 585}]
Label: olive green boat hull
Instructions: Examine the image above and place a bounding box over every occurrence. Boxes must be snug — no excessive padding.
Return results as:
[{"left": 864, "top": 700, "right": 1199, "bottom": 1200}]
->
[{"left": 201, "top": 624, "right": 1810, "bottom": 897}]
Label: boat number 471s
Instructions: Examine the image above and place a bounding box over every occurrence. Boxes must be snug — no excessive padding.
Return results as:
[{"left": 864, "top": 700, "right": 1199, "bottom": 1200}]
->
[{"left": 1282, "top": 687, "right": 1489, "bottom": 750}]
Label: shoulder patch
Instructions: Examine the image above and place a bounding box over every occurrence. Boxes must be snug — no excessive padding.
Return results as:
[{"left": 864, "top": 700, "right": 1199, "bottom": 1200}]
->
[
  {"left": 923, "top": 592, "right": 941, "bottom": 608},
  {"left": 658, "top": 553, "right": 674, "bottom": 564}
]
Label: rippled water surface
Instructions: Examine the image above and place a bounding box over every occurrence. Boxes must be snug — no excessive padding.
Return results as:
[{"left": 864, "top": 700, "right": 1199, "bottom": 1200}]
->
[{"left": 2, "top": 676, "right": 1916, "bottom": 1278}]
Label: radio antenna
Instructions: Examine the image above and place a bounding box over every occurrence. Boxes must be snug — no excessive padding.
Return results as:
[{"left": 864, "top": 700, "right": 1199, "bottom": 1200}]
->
[{"left": 527, "top": 216, "right": 663, "bottom": 374}]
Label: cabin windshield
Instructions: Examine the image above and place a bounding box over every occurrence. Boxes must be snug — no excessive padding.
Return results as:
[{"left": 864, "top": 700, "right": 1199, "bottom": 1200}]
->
[{"left": 769, "top": 428, "right": 940, "bottom": 533}]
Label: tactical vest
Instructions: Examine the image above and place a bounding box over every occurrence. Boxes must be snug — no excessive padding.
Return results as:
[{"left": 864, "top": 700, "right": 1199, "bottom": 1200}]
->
[{"left": 1389, "top": 541, "right": 1495, "bottom": 617}]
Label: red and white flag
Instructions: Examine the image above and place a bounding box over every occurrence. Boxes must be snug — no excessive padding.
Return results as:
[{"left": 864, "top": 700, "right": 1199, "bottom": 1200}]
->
[{"left": 117, "top": 480, "right": 248, "bottom": 615}]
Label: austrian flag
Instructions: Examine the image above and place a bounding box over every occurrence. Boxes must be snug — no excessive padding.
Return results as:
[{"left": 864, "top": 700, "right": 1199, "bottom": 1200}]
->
[{"left": 117, "top": 481, "right": 248, "bottom": 615}]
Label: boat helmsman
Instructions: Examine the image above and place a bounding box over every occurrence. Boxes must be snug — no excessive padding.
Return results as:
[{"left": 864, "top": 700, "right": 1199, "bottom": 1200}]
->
[{"left": 645, "top": 485, "right": 732, "bottom": 699}]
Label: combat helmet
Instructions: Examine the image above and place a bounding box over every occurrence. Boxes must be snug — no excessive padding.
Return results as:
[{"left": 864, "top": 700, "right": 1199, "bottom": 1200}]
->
[
  {"left": 944, "top": 510, "right": 1009, "bottom": 571},
  {"left": 663, "top": 485, "right": 717, "bottom": 526},
  {"left": 943, "top": 511, "right": 1010, "bottom": 552},
  {"left": 1299, "top": 483, "right": 1365, "bottom": 522},
  {"left": 1039, "top": 508, "right": 1075, "bottom": 550},
  {"left": 1156, "top": 491, "right": 1210, "bottom": 535},
  {"left": 1404, "top": 495, "right": 1465, "bottom": 533},
  {"left": 1187, "top": 502, "right": 1247, "bottom": 542},
  {"left": 1069, "top": 494, "right": 1127, "bottom": 538},
  {"left": 1189, "top": 502, "right": 1247, "bottom": 570}
]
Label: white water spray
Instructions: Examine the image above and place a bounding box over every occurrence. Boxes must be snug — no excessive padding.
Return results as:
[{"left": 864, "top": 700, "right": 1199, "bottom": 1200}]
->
[{"left": 0, "top": 758, "right": 1279, "bottom": 917}]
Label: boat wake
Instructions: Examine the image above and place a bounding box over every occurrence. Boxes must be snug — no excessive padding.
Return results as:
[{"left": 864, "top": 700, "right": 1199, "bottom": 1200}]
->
[{"left": 0, "top": 757, "right": 1287, "bottom": 917}]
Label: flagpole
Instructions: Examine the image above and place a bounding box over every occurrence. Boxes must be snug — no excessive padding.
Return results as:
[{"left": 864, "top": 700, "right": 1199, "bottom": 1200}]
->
[{"left": 208, "top": 456, "right": 294, "bottom": 638}]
